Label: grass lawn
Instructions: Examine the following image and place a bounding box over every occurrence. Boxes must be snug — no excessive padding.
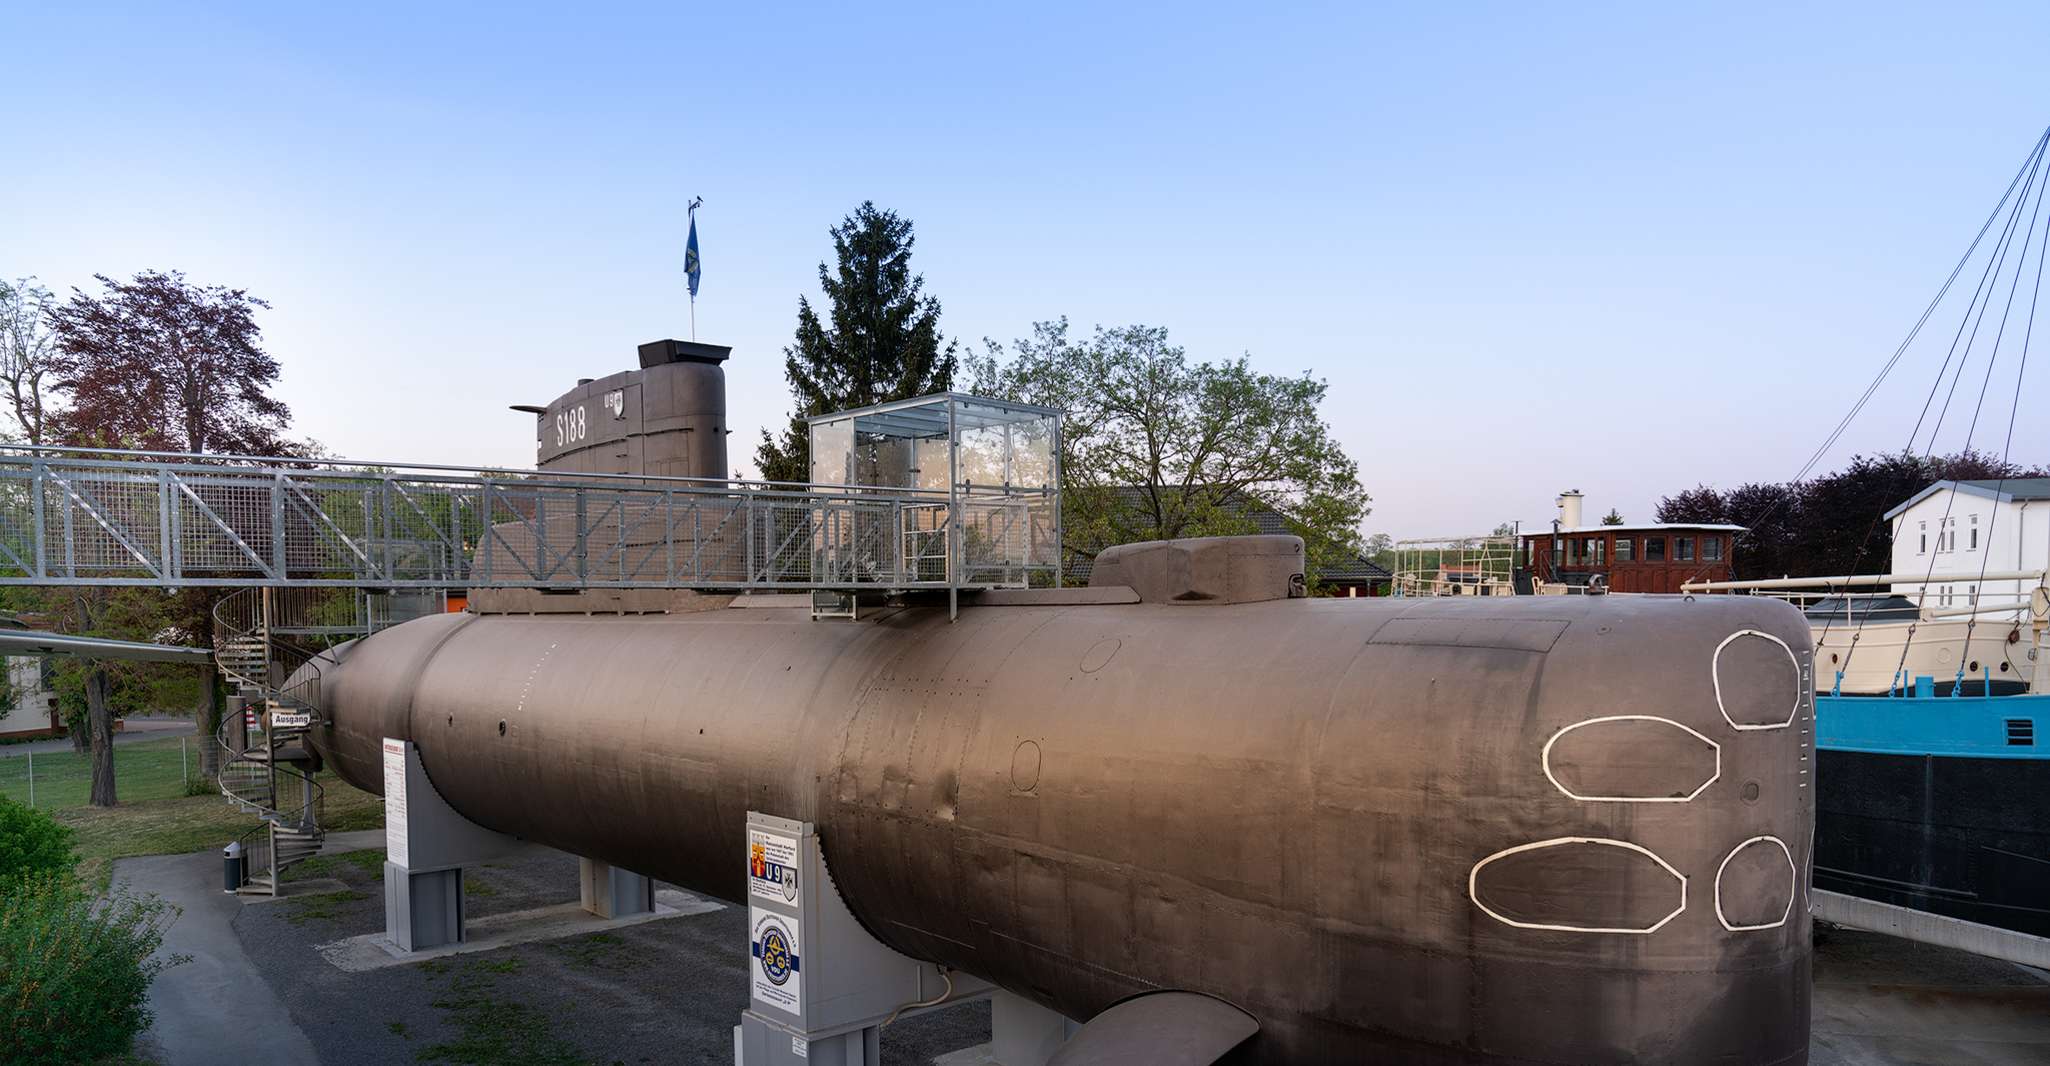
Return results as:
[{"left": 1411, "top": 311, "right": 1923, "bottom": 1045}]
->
[
  {"left": 0, "top": 735, "right": 208, "bottom": 810},
  {"left": 0, "top": 737, "right": 387, "bottom": 889}
]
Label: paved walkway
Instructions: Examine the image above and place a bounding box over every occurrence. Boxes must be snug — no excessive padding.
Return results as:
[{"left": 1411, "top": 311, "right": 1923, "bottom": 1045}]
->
[
  {"left": 113, "top": 835, "right": 371, "bottom": 1065},
  {"left": 110, "top": 830, "right": 2050, "bottom": 1065},
  {"left": 0, "top": 715, "right": 195, "bottom": 758}
]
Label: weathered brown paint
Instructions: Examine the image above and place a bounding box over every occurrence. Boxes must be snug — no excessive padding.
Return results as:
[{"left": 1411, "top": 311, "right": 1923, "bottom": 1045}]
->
[{"left": 308, "top": 589, "right": 1812, "bottom": 1064}]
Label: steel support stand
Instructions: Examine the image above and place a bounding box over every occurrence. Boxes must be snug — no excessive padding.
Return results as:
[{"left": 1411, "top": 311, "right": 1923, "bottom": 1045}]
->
[{"left": 733, "top": 813, "right": 1072, "bottom": 1066}]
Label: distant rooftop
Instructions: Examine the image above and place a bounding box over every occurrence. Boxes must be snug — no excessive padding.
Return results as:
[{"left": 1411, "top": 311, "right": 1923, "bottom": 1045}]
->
[
  {"left": 1524, "top": 522, "right": 1748, "bottom": 537},
  {"left": 1884, "top": 478, "right": 2050, "bottom": 520}
]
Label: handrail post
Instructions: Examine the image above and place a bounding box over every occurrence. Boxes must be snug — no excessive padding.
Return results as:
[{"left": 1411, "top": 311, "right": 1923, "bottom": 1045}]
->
[
  {"left": 270, "top": 473, "right": 287, "bottom": 580},
  {"left": 479, "top": 481, "right": 495, "bottom": 584},
  {"left": 380, "top": 476, "right": 396, "bottom": 582},
  {"left": 29, "top": 458, "right": 46, "bottom": 580},
  {"left": 157, "top": 469, "right": 173, "bottom": 584},
  {"left": 574, "top": 486, "right": 589, "bottom": 584}
]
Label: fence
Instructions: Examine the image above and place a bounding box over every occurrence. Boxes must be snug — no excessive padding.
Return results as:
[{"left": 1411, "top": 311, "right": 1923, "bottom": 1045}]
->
[{"left": 0, "top": 733, "right": 202, "bottom": 810}]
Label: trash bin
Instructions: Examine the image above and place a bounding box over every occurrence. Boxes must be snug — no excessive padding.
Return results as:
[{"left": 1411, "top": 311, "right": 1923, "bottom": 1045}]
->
[{"left": 223, "top": 841, "right": 245, "bottom": 893}]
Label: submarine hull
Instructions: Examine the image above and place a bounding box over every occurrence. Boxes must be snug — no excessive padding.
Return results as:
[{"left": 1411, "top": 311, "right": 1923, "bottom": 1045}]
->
[{"left": 310, "top": 593, "right": 1813, "bottom": 1065}]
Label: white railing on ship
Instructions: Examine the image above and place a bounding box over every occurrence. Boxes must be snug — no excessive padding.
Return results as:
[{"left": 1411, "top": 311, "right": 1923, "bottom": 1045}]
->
[{"left": 1681, "top": 569, "right": 2048, "bottom": 593}]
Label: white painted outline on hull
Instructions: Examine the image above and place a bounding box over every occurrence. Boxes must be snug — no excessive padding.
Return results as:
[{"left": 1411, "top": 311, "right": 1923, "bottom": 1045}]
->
[
  {"left": 1712, "top": 629, "right": 1801, "bottom": 731},
  {"left": 1469, "top": 837, "right": 1687, "bottom": 934},
  {"left": 1541, "top": 715, "right": 1722, "bottom": 803},
  {"left": 1713, "top": 835, "right": 1798, "bottom": 932}
]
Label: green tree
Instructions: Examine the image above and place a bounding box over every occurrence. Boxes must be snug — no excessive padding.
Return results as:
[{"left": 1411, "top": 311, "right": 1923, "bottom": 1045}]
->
[
  {"left": 44, "top": 269, "right": 302, "bottom": 784},
  {"left": 0, "top": 586, "right": 184, "bottom": 805},
  {"left": 0, "top": 276, "right": 58, "bottom": 444},
  {"left": 967, "top": 319, "right": 1370, "bottom": 585},
  {"left": 1600, "top": 508, "right": 1626, "bottom": 525},
  {"left": 755, "top": 202, "right": 958, "bottom": 482},
  {"left": 1363, "top": 532, "right": 1395, "bottom": 573}
]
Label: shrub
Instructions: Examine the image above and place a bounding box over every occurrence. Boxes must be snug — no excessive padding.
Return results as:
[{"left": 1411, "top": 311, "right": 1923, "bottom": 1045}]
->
[
  {"left": 0, "top": 874, "right": 182, "bottom": 1065},
  {"left": 0, "top": 796, "right": 74, "bottom": 885}
]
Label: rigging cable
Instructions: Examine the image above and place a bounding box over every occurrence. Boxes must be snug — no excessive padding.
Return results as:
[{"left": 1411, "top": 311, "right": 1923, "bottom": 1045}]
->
[
  {"left": 1953, "top": 146, "right": 2050, "bottom": 690},
  {"left": 1813, "top": 130, "right": 2049, "bottom": 686},
  {"left": 1672, "top": 128, "right": 2049, "bottom": 603},
  {"left": 1884, "top": 134, "right": 2049, "bottom": 692}
]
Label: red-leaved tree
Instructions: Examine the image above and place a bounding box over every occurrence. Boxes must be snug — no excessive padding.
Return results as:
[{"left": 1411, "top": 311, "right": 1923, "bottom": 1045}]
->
[
  {"left": 47, "top": 270, "right": 291, "bottom": 454},
  {"left": 44, "top": 270, "right": 300, "bottom": 797}
]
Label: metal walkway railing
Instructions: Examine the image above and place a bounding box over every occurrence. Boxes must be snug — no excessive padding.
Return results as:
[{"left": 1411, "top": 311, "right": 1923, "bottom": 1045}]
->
[{"left": 0, "top": 448, "right": 1057, "bottom": 592}]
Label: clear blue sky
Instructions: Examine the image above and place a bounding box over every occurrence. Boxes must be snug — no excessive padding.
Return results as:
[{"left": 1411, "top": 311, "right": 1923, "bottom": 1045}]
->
[{"left": 7, "top": 2, "right": 2048, "bottom": 537}]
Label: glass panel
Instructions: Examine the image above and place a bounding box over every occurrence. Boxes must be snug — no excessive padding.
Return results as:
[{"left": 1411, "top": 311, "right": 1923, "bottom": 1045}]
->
[
  {"left": 1675, "top": 537, "right": 1694, "bottom": 561},
  {"left": 809, "top": 417, "right": 854, "bottom": 486},
  {"left": 1614, "top": 538, "right": 1634, "bottom": 562},
  {"left": 1645, "top": 537, "right": 1666, "bottom": 561}
]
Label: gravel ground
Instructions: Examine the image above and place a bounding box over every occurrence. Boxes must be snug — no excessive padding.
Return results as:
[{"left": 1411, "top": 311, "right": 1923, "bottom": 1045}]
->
[{"left": 235, "top": 845, "right": 989, "bottom": 1066}]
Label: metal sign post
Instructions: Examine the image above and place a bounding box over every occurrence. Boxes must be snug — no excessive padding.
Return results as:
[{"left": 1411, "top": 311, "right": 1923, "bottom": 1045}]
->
[{"left": 735, "top": 812, "right": 997, "bottom": 1066}]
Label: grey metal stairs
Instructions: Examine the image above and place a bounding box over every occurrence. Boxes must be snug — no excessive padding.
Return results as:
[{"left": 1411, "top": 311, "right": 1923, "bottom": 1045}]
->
[{"left": 212, "top": 589, "right": 331, "bottom": 896}]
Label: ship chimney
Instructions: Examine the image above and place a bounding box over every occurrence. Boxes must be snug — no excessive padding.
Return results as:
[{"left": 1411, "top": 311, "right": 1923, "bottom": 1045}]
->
[{"left": 1556, "top": 489, "right": 1585, "bottom": 529}]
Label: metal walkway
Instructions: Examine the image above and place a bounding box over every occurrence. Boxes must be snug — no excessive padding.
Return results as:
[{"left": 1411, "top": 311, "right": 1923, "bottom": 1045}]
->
[{"left": 0, "top": 448, "right": 1056, "bottom": 592}]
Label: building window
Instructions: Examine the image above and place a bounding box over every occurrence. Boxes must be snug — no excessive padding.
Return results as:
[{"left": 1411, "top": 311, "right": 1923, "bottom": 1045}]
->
[
  {"left": 1615, "top": 537, "right": 1634, "bottom": 562},
  {"left": 1675, "top": 537, "right": 1695, "bottom": 562},
  {"left": 1919, "top": 521, "right": 1927, "bottom": 554},
  {"left": 1970, "top": 514, "right": 1978, "bottom": 550},
  {"left": 1645, "top": 537, "right": 1666, "bottom": 562},
  {"left": 1702, "top": 536, "right": 1723, "bottom": 562},
  {"left": 1585, "top": 537, "right": 1604, "bottom": 566}
]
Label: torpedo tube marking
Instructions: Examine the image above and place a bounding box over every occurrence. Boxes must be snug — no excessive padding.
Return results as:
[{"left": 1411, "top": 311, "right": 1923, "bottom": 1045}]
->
[
  {"left": 1711, "top": 629, "right": 1801, "bottom": 731},
  {"left": 1540, "top": 715, "right": 1721, "bottom": 803},
  {"left": 1468, "top": 837, "right": 1687, "bottom": 934},
  {"left": 1713, "top": 835, "right": 1798, "bottom": 932}
]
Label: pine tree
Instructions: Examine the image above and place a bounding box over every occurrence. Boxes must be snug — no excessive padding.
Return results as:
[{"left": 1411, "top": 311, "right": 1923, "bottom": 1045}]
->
[{"left": 755, "top": 202, "right": 957, "bottom": 482}]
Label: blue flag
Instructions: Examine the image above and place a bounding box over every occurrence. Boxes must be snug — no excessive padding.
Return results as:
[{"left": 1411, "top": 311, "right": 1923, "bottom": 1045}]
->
[{"left": 685, "top": 207, "right": 702, "bottom": 298}]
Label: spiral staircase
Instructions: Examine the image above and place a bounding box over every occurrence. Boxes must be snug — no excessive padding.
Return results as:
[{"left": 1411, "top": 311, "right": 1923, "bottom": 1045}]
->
[{"left": 211, "top": 589, "right": 333, "bottom": 895}]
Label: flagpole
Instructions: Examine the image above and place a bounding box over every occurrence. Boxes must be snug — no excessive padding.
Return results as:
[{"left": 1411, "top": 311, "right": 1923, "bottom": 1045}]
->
[{"left": 686, "top": 195, "right": 704, "bottom": 341}]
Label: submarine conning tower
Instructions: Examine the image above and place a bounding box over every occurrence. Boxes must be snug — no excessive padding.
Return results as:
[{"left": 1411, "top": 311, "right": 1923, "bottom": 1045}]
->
[{"left": 529, "top": 338, "right": 730, "bottom": 480}]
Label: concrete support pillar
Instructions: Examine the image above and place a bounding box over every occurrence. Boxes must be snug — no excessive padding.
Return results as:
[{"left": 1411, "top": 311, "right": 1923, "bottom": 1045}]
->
[
  {"left": 385, "top": 864, "right": 464, "bottom": 952},
  {"left": 580, "top": 857, "right": 655, "bottom": 919}
]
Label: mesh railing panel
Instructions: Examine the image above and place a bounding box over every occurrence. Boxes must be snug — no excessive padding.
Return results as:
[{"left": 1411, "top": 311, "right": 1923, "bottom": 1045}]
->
[{"left": 0, "top": 456, "right": 1058, "bottom": 590}]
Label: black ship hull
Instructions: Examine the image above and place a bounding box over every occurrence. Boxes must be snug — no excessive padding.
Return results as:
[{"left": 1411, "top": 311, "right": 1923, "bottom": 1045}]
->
[{"left": 1815, "top": 745, "right": 2050, "bottom": 938}]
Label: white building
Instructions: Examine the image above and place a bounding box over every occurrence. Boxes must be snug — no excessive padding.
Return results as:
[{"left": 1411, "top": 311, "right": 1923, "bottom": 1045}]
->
[
  {"left": 0, "top": 617, "right": 59, "bottom": 739},
  {"left": 1885, "top": 478, "right": 2050, "bottom": 615}
]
